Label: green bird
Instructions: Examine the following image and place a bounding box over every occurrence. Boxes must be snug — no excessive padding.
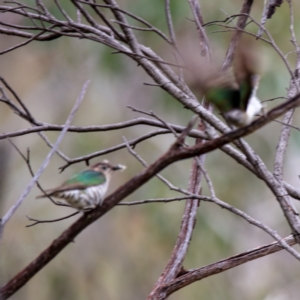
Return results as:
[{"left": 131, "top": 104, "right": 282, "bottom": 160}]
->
[
  {"left": 192, "top": 40, "right": 264, "bottom": 127},
  {"left": 37, "top": 160, "right": 126, "bottom": 210},
  {"left": 203, "top": 71, "right": 262, "bottom": 127}
]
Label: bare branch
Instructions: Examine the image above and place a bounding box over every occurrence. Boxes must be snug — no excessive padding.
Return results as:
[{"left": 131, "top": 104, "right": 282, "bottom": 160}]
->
[
  {"left": 59, "top": 129, "right": 176, "bottom": 172},
  {"left": 188, "top": 0, "right": 210, "bottom": 57},
  {"left": 119, "top": 196, "right": 196, "bottom": 206},
  {"left": 127, "top": 105, "right": 180, "bottom": 138},
  {"left": 0, "top": 80, "right": 89, "bottom": 233},
  {"left": 124, "top": 143, "right": 300, "bottom": 262},
  {"left": 195, "top": 158, "right": 216, "bottom": 198},
  {"left": 1, "top": 2, "right": 300, "bottom": 298},
  {"left": 155, "top": 235, "right": 296, "bottom": 297},
  {"left": 273, "top": 0, "right": 300, "bottom": 182},
  {"left": 239, "top": 139, "right": 300, "bottom": 243},
  {"left": 266, "top": 0, "right": 284, "bottom": 19},
  {"left": 222, "top": 0, "right": 254, "bottom": 70},
  {"left": 0, "top": 27, "right": 53, "bottom": 55},
  {"left": 0, "top": 77, "right": 36, "bottom": 123},
  {"left": 124, "top": 132, "right": 300, "bottom": 260},
  {"left": 0, "top": 118, "right": 206, "bottom": 140},
  {"left": 37, "top": 132, "right": 70, "bottom": 162},
  {"left": 123, "top": 139, "right": 300, "bottom": 293},
  {"left": 1, "top": 94, "right": 299, "bottom": 298},
  {"left": 8, "top": 140, "right": 70, "bottom": 208},
  {"left": 26, "top": 212, "right": 80, "bottom": 227}
]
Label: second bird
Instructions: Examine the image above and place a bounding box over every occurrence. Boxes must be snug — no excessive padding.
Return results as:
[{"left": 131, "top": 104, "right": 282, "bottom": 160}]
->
[{"left": 37, "top": 160, "right": 126, "bottom": 210}]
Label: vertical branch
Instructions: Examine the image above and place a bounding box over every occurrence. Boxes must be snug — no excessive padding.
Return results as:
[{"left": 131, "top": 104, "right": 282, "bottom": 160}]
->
[
  {"left": 0, "top": 142, "right": 9, "bottom": 240},
  {"left": 239, "top": 139, "right": 300, "bottom": 242},
  {"left": 222, "top": 0, "right": 254, "bottom": 71},
  {"left": 103, "top": 0, "right": 140, "bottom": 54},
  {"left": 188, "top": 0, "right": 210, "bottom": 58},
  {"left": 273, "top": 0, "right": 300, "bottom": 180},
  {"left": 165, "top": 0, "right": 176, "bottom": 45},
  {"left": 257, "top": 0, "right": 269, "bottom": 38},
  {"left": 164, "top": 0, "right": 184, "bottom": 80},
  {"left": 149, "top": 2, "right": 212, "bottom": 299}
]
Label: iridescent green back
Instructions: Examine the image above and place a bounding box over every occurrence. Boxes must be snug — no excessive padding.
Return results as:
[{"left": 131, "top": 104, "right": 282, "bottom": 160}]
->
[
  {"left": 205, "top": 87, "right": 241, "bottom": 113},
  {"left": 63, "top": 170, "right": 106, "bottom": 187}
]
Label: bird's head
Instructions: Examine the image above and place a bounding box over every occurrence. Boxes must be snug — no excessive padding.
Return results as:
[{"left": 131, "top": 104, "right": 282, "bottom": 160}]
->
[{"left": 91, "top": 160, "right": 126, "bottom": 176}]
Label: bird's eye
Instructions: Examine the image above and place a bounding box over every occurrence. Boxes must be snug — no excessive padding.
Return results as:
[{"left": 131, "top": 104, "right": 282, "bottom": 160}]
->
[{"left": 102, "top": 166, "right": 107, "bottom": 170}]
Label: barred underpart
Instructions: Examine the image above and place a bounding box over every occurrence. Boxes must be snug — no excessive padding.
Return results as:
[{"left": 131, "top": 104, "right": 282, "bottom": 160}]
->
[{"left": 55, "top": 181, "right": 109, "bottom": 209}]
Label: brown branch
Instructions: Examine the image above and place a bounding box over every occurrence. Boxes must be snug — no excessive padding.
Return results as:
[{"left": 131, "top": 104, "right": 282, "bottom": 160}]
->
[
  {"left": 111, "top": 49, "right": 187, "bottom": 69},
  {"left": 117, "top": 148, "right": 299, "bottom": 260},
  {"left": 153, "top": 235, "right": 296, "bottom": 298},
  {"left": 245, "top": 0, "right": 280, "bottom": 41},
  {"left": 273, "top": 0, "right": 300, "bottom": 181},
  {"left": 119, "top": 196, "right": 196, "bottom": 206},
  {"left": 0, "top": 80, "right": 89, "bottom": 231},
  {"left": 222, "top": 0, "right": 254, "bottom": 71},
  {"left": 0, "top": 27, "right": 52, "bottom": 55},
  {"left": 257, "top": 0, "right": 284, "bottom": 37},
  {"left": 79, "top": 0, "right": 170, "bottom": 43},
  {"left": 0, "top": 118, "right": 206, "bottom": 140},
  {"left": 1, "top": 95, "right": 299, "bottom": 298},
  {"left": 188, "top": 0, "right": 210, "bottom": 57},
  {"left": 266, "top": 0, "right": 283, "bottom": 19},
  {"left": 121, "top": 136, "right": 300, "bottom": 260},
  {"left": 8, "top": 141, "right": 70, "bottom": 208},
  {"left": 149, "top": 120, "right": 204, "bottom": 298},
  {"left": 0, "top": 77, "right": 36, "bottom": 124},
  {"left": 26, "top": 212, "right": 80, "bottom": 227},
  {"left": 59, "top": 129, "right": 176, "bottom": 172}
]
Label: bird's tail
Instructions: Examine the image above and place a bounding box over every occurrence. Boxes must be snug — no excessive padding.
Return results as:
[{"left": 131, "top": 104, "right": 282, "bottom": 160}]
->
[{"left": 36, "top": 192, "right": 52, "bottom": 199}]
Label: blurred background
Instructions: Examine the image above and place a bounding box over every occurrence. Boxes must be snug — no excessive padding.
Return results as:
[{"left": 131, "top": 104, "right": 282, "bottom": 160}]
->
[{"left": 1, "top": 0, "right": 300, "bottom": 299}]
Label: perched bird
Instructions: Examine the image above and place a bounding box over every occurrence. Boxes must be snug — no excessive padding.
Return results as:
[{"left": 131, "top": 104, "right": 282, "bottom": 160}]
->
[
  {"left": 203, "top": 70, "right": 263, "bottom": 127},
  {"left": 190, "top": 40, "right": 264, "bottom": 127},
  {"left": 37, "top": 160, "right": 126, "bottom": 210}
]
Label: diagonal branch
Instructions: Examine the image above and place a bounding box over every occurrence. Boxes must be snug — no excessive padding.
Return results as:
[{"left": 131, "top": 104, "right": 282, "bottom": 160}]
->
[
  {"left": 222, "top": 0, "right": 254, "bottom": 70},
  {"left": 273, "top": 0, "right": 300, "bottom": 181},
  {"left": 1, "top": 93, "right": 300, "bottom": 299},
  {"left": 0, "top": 118, "right": 206, "bottom": 140},
  {"left": 0, "top": 80, "right": 89, "bottom": 235},
  {"left": 155, "top": 235, "right": 296, "bottom": 298}
]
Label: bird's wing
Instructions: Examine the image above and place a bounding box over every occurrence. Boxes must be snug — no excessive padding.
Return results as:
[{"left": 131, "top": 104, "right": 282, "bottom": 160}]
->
[
  {"left": 204, "top": 71, "right": 241, "bottom": 113},
  {"left": 36, "top": 170, "right": 106, "bottom": 198},
  {"left": 63, "top": 170, "right": 106, "bottom": 187},
  {"left": 205, "top": 86, "right": 241, "bottom": 113},
  {"left": 37, "top": 183, "right": 87, "bottom": 198}
]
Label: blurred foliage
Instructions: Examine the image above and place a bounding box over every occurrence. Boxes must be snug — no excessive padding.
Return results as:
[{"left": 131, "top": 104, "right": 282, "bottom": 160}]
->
[{"left": 1, "top": 0, "right": 300, "bottom": 300}]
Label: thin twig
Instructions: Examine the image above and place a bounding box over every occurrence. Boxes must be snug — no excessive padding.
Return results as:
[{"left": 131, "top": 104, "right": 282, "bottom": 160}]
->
[
  {"left": 59, "top": 129, "right": 174, "bottom": 172},
  {"left": 221, "top": 0, "right": 254, "bottom": 71},
  {"left": 188, "top": 0, "right": 210, "bottom": 58},
  {"left": 155, "top": 235, "right": 296, "bottom": 297},
  {"left": 119, "top": 196, "right": 196, "bottom": 205},
  {"left": 0, "top": 92, "right": 299, "bottom": 298},
  {"left": 0, "top": 80, "right": 89, "bottom": 232},
  {"left": 8, "top": 140, "right": 70, "bottom": 208},
  {"left": 0, "top": 118, "right": 206, "bottom": 140},
  {"left": 122, "top": 135, "right": 300, "bottom": 261},
  {"left": 127, "top": 105, "right": 180, "bottom": 138},
  {"left": 195, "top": 157, "right": 216, "bottom": 198},
  {"left": 26, "top": 212, "right": 80, "bottom": 227}
]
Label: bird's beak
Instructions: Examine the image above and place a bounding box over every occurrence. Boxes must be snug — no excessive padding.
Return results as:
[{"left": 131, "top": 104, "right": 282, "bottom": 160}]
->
[{"left": 112, "top": 164, "right": 126, "bottom": 171}]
